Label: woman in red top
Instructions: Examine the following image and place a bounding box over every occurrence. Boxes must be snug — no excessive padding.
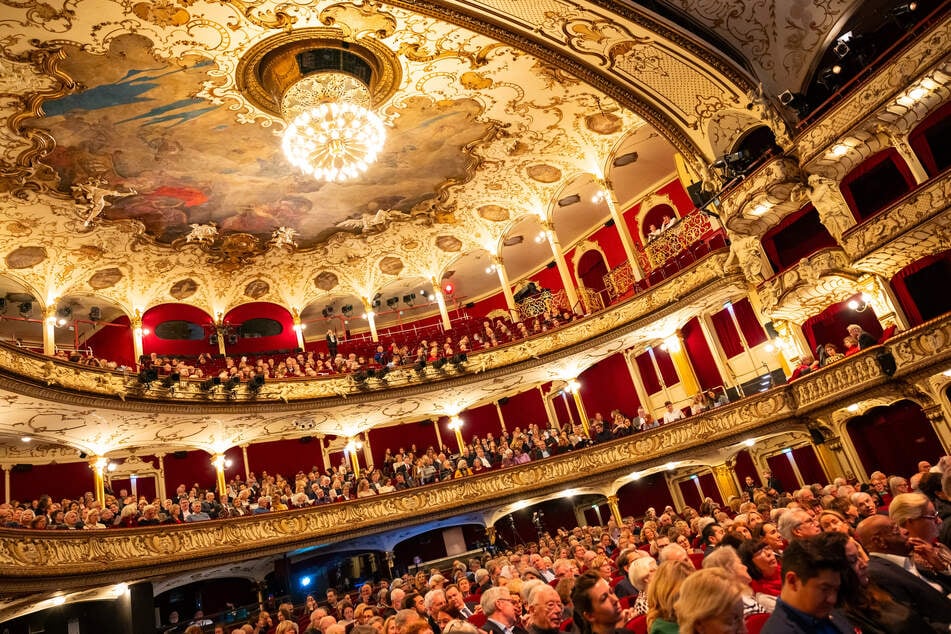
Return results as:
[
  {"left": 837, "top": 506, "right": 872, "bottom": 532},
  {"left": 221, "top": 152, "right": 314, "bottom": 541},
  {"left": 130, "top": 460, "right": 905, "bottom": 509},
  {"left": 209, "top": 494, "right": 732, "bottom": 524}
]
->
[{"left": 740, "top": 540, "right": 782, "bottom": 597}]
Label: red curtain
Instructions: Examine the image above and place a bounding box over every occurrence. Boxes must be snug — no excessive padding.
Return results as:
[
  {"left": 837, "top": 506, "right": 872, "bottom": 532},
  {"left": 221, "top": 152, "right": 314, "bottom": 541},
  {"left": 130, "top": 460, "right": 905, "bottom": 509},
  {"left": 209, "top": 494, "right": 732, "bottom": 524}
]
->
[
  {"left": 83, "top": 315, "right": 135, "bottom": 367},
  {"left": 840, "top": 148, "right": 916, "bottom": 221},
  {"left": 681, "top": 317, "right": 722, "bottom": 390},
  {"left": 710, "top": 307, "right": 744, "bottom": 358},
  {"left": 760, "top": 205, "right": 837, "bottom": 273},
  {"left": 635, "top": 351, "right": 661, "bottom": 394},
  {"left": 792, "top": 445, "right": 826, "bottom": 486},
  {"left": 368, "top": 422, "right": 439, "bottom": 464},
  {"left": 617, "top": 472, "right": 674, "bottom": 516},
  {"left": 679, "top": 478, "right": 702, "bottom": 509},
  {"left": 652, "top": 347, "right": 680, "bottom": 388},
  {"left": 580, "top": 353, "right": 638, "bottom": 416},
  {"left": 909, "top": 100, "right": 951, "bottom": 176},
  {"left": 733, "top": 298, "right": 767, "bottom": 347},
  {"left": 801, "top": 296, "right": 883, "bottom": 352},
  {"left": 733, "top": 450, "right": 759, "bottom": 487},
  {"left": 502, "top": 388, "right": 552, "bottom": 430},
  {"left": 578, "top": 250, "right": 609, "bottom": 293},
  {"left": 890, "top": 249, "right": 951, "bottom": 326},
  {"left": 846, "top": 400, "right": 943, "bottom": 480},
  {"left": 766, "top": 452, "right": 797, "bottom": 493}
]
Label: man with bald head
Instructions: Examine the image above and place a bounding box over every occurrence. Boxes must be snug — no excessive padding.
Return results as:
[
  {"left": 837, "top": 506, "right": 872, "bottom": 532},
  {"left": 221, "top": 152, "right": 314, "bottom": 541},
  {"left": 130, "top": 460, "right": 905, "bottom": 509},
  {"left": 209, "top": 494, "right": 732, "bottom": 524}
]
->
[
  {"left": 525, "top": 584, "right": 564, "bottom": 634},
  {"left": 855, "top": 514, "right": 951, "bottom": 622}
]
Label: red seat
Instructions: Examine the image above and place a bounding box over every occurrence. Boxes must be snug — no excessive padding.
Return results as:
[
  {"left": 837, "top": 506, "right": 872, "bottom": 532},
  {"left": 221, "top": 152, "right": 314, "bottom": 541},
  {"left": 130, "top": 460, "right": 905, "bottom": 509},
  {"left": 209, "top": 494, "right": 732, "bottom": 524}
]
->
[
  {"left": 879, "top": 324, "right": 897, "bottom": 343},
  {"left": 618, "top": 595, "right": 635, "bottom": 610},
  {"left": 467, "top": 612, "right": 487, "bottom": 628},
  {"left": 624, "top": 615, "right": 647, "bottom": 634},
  {"left": 559, "top": 617, "right": 574, "bottom": 632},
  {"left": 691, "top": 241, "right": 710, "bottom": 259},
  {"left": 745, "top": 612, "right": 770, "bottom": 634},
  {"left": 609, "top": 575, "right": 624, "bottom": 588},
  {"left": 688, "top": 552, "right": 705, "bottom": 569},
  {"left": 708, "top": 233, "right": 727, "bottom": 250}
]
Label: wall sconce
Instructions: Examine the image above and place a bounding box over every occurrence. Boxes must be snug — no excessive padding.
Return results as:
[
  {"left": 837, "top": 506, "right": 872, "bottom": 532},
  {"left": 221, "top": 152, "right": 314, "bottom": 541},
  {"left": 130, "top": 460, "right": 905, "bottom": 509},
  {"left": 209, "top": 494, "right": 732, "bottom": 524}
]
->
[{"left": 847, "top": 293, "right": 872, "bottom": 312}]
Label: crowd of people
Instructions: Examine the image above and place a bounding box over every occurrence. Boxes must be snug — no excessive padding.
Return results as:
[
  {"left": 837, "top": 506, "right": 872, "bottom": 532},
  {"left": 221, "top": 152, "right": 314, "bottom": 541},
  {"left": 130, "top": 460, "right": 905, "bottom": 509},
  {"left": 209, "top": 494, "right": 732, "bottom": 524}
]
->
[
  {"left": 790, "top": 323, "right": 897, "bottom": 381},
  {"left": 2, "top": 412, "right": 722, "bottom": 530},
  {"left": 154, "top": 454, "right": 951, "bottom": 634}
]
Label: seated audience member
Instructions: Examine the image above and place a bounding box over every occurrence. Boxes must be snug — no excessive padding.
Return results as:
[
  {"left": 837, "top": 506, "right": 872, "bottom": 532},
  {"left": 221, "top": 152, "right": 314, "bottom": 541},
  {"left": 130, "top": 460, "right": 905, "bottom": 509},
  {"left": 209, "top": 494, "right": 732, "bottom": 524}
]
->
[
  {"left": 890, "top": 493, "right": 951, "bottom": 576},
  {"left": 847, "top": 323, "right": 877, "bottom": 350},
  {"left": 819, "top": 343, "right": 844, "bottom": 366},
  {"left": 854, "top": 514, "right": 951, "bottom": 622},
  {"left": 842, "top": 336, "right": 860, "bottom": 356},
  {"left": 628, "top": 556, "right": 658, "bottom": 616},
  {"left": 761, "top": 536, "right": 854, "bottom": 634},
  {"left": 829, "top": 530, "right": 947, "bottom": 634},
  {"left": 703, "top": 545, "right": 772, "bottom": 615},
  {"left": 660, "top": 401, "right": 685, "bottom": 424},
  {"left": 739, "top": 540, "right": 782, "bottom": 598},
  {"left": 787, "top": 355, "right": 819, "bottom": 381},
  {"left": 673, "top": 567, "right": 744, "bottom": 634},
  {"left": 645, "top": 560, "right": 693, "bottom": 634}
]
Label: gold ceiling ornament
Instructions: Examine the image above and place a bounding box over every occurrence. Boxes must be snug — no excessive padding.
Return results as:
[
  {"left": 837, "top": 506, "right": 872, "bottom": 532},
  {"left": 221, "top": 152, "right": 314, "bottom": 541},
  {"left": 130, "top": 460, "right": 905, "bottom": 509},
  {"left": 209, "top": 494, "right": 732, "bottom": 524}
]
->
[{"left": 237, "top": 29, "right": 402, "bottom": 182}]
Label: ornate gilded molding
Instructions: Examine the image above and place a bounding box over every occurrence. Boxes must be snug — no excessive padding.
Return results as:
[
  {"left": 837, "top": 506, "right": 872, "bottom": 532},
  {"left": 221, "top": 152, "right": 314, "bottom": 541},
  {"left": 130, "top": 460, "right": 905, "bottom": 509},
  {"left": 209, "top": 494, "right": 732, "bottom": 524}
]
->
[
  {"left": 718, "top": 155, "right": 805, "bottom": 234},
  {"left": 757, "top": 247, "right": 858, "bottom": 321}
]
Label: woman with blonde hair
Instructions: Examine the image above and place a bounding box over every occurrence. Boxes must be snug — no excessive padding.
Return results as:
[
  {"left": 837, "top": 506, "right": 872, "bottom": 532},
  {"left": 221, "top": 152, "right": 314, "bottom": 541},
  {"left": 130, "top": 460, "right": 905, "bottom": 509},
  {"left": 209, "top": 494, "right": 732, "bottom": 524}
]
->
[
  {"left": 673, "top": 567, "right": 745, "bottom": 634},
  {"left": 646, "top": 560, "right": 693, "bottom": 634},
  {"left": 889, "top": 491, "right": 951, "bottom": 574}
]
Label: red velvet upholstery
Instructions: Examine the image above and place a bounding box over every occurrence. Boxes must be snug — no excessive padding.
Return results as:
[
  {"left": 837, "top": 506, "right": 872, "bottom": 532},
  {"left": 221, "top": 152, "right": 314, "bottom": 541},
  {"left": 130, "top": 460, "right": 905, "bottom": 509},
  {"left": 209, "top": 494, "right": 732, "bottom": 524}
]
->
[
  {"left": 624, "top": 615, "right": 648, "bottom": 634},
  {"left": 745, "top": 612, "right": 770, "bottom": 634}
]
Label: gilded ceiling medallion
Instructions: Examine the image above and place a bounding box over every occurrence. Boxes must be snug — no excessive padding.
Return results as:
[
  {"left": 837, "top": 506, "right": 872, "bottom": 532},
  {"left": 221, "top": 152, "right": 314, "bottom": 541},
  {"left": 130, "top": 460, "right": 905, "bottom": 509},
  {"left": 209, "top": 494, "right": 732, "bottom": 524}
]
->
[
  {"left": 379, "top": 256, "right": 404, "bottom": 275},
  {"left": 477, "top": 205, "right": 509, "bottom": 222},
  {"left": 5, "top": 246, "right": 47, "bottom": 269},
  {"left": 526, "top": 164, "right": 563, "bottom": 183},
  {"left": 87, "top": 268, "right": 123, "bottom": 290},
  {"left": 314, "top": 271, "right": 339, "bottom": 291},
  {"left": 435, "top": 235, "right": 463, "bottom": 252},
  {"left": 244, "top": 280, "right": 271, "bottom": 300},
  {"left": 169, "top": 279, "right": 199, "bottom": 301},
  {"left": 586, "top": 112, "right": 623, "bottom": 134}
]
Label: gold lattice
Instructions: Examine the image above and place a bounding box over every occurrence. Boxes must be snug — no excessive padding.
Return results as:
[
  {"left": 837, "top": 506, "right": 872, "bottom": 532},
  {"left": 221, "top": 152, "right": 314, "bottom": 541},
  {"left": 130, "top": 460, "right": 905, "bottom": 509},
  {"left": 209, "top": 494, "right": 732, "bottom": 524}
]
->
[{"left": 644, "top": 211, "right": 713, "bottom": 268}]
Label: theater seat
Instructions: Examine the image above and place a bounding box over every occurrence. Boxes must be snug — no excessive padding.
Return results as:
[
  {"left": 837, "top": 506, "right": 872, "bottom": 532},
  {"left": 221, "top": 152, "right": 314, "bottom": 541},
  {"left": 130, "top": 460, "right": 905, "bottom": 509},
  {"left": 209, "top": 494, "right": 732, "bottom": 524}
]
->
[
  {"left": 624, "top": 615, "right": 648, "bottom": 634},
  {"left": 688, "top": 552, "right": 705, "bottom": 569},
  {"left": 879, "top": 324, "right": 897, "bottom": 343},
  {"left": 745, "top": 612, "right": 770, "bottom": 634},
  {"left": 559, "top": 617, "right": 574, "bottom": 632},
  {"left": 467, "top": 612, "right": 487, "bottom": 628}
]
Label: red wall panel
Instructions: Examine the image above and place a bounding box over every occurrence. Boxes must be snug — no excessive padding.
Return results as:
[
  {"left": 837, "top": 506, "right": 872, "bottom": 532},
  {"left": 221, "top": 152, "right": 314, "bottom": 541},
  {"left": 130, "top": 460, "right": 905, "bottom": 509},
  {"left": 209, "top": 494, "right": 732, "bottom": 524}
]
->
[
  {"left": 142, "top": 304, "right": 217, "bottom": 357},
  {"left": 223, "top": 302, "right": 298, "bottom": 354},
  {"left": 83, "top": 316, "right": 135, "bottom": 367},
  {"left": 368, "top": 421, "right": 440, "bottom": 465},
  {"left": 792, "top": 445, "right": 826, "bottom": 486},
  {"left": 681, "top": 317, "right": 723, "bottom": 390},
  {"left": 579, "top": 353, "right": 638, "bottom": 417},
  {"left": 616, "top": 472, "right": 675, "bottom": 517},
  {"left": 500, "top": 386, "right": 551, "bottom": 430},
  {"left": 10, "top": 461, "right": 93, "bottom": 503},
  {"left": 246, "top": 438, "right": 325, "bottom": 482}
]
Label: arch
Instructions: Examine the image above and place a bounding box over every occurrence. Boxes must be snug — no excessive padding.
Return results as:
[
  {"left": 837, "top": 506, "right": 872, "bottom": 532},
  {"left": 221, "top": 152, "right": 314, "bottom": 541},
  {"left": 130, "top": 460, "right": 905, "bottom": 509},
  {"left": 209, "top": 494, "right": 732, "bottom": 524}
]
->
[
  {"left": 142, "top": 303, "right": 216, "bottom": 358},
  {"left": 573, "top": 240, "right": 609, "bottom": 294},
  {"left": 845, "top": 399, "right": 943, "bottom": 479},
  {"left": 909, "top": 99, "right": 951, "bottom": 176},
  {"left": 637, "top": 193, "right": 679, "bottom": 241}
]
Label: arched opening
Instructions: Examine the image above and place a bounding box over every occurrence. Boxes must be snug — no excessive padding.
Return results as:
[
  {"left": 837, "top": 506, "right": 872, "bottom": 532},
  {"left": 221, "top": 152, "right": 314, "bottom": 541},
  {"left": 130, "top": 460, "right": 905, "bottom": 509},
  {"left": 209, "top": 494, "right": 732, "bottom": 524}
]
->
[
  {"left": 840, "top": 148, "right": 916, "bottom": 222},
  {"left": 909, "top": 100, "right": 951, "bottom": 177},
  {"left": 641, "top": 204, "right": 676, "bottom": 241},
  {"left": 890, "top": 248, "right": 951, "bottom": 326},
  {"left": 801, "top": 294, "right": 883, "bottom": 352},
  {"left": 846, "top": 400, "right": 944, "bottom": 478}
]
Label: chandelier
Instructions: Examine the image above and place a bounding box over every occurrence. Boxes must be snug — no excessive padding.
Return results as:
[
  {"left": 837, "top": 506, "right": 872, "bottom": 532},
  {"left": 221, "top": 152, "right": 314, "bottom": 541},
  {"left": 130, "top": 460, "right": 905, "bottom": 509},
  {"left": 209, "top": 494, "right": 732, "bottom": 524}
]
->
[{"left": 281, "top": 72, "right": 386, "bottom": 182}]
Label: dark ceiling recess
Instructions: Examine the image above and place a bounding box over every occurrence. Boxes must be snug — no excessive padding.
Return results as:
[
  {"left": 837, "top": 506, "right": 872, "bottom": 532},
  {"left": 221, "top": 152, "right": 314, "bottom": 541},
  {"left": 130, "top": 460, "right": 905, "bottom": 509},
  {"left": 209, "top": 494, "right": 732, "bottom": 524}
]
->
[
  {"left": 154, "top": 320, "right": 205, "bottom": 341},
  {"left": 613, "top": 151, "right": 638, "bottom": 167},
  {"left": 557, "top": 194, "right": 581, "bottom": 207},
  {"left": 296, "top": 48, "right": 373, "bottom": 85}
]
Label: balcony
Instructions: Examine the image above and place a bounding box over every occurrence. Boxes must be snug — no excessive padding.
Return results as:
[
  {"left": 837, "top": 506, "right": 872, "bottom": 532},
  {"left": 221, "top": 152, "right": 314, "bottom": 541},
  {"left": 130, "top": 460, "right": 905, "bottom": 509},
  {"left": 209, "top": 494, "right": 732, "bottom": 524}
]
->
[
  {"left": 756, "top": 247, "right": 858, "bottom": 321},
  {"left": 1, "top": 312, "right": 948, "bottom": 593},
  {"left": 717, "top": 155, "right": 805, "bottom": 234}
]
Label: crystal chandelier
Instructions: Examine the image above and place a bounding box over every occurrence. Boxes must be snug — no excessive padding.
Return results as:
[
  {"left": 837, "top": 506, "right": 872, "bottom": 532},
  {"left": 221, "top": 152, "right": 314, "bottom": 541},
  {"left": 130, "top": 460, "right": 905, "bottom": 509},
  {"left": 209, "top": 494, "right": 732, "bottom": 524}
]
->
[{"left": 280, "top": 72, "right": 386, "bottom": 182}]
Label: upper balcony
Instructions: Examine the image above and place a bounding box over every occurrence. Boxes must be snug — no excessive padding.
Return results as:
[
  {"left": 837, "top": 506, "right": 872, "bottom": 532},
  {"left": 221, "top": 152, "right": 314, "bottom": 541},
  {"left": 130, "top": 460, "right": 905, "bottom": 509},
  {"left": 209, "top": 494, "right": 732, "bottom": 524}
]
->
[{"left": 1, "top": 311, "right": 949, "bottom": 594}]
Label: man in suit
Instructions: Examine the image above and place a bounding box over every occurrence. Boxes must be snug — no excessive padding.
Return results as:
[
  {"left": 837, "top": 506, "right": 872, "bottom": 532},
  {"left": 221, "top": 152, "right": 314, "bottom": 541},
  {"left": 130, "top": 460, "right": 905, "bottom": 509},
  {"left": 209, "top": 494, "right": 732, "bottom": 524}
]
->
[
  {"left": 847, "top": 323, "right": 877, "bottom": 349},
  {"left": 855, "top": 514, "right": 951, "bottom": 622},
  {"left": 326, "top": 329, "right": 338, "bottom": 357},
  {"left": 480, "top": 586, "right": 526, "bottom": 634}
]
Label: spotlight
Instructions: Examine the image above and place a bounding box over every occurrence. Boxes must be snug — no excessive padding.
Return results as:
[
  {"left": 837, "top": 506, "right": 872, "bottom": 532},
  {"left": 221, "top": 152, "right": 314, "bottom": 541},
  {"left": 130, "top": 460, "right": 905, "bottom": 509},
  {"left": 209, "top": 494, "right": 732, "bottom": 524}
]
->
[
  {"left": 778, "top": 90, "right": 795, "bottom": 106},
  {"left": 372, "top": 299, "right": 382, "bottom": 309},
  {"left": 342, "top": 304, "right": 353, "bottom": 316},
  {"left": 209, "top": 333, "right": 218, "bottom": 346},
  {"left": 138, "top": 368, "right": 158, "bottom": 385},
  {"left": 325, "top": 306, "right": 334, "bottom": 314},
  {"left": 451, "top": 352, "right": 468, "bottom": 365},
  {"left": 226, "top": 333, "right": 238, "bottom": 345},
  {"left": 832, "top": 41, "right": 849, "bottom": 58},
  {"left": 160, "top": 372, "right": 180, "bottom": 389},
  {"left": 444, "top": 283, "right": 454, "bottom": 295},
  {"left": 419, "top": 289, "right": 428, "bottom": 297},
  {"left": 79, "top": 451, "right": 88, "bottom": 459},
  {"left": 57, "top": 306, "right": 72, "bottom": 318},
  {"left": 892, "top": 2, "right": 918, "bottom": 16},
  {"left": 403, "top": 293, "right": 416, "bottom": 305},
  {"left": 321, "top": 308, "right": 329, "bottom": 318},
  {"left": 386, "top": 297, "right": 399, "bottom": 308},
  {"left": 222, "top": 377, "right": 240, "bottom": 392},
  {"left": 18, "top": 301, "right": 32, "bottom": 317}
]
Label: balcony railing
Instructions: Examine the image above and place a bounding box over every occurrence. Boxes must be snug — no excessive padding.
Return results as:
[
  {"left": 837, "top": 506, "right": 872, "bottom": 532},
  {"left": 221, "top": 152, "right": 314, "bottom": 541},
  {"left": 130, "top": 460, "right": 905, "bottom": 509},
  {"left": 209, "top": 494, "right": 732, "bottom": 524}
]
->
[
  {"left": 643, "top": 211, "right": 715, "bottom": 269},
  {"left": 0, "top": 312, "right": 948, "bottom": 593}
]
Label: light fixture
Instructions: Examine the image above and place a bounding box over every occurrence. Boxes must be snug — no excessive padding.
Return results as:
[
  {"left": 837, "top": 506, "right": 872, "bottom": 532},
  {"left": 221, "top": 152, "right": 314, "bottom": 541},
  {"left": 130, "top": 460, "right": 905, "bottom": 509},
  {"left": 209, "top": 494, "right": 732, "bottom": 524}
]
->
[
  {"left": 847, "top": 293, "right": 872, "bottom": 312},
  {"left": 20, "top": 436, "right": 31, "bottom": 443},
  {"left": 448, "top": 416, "right": 463, "bottom": 431},
  {"left": 51, "top": 595, "right": 66, "bottom": 606},
  {"left": 743, "top": 439, "right": 755, "bottom": 447},
  {"left": 847, "top": 403, "right": 860, "bottom": 412}
]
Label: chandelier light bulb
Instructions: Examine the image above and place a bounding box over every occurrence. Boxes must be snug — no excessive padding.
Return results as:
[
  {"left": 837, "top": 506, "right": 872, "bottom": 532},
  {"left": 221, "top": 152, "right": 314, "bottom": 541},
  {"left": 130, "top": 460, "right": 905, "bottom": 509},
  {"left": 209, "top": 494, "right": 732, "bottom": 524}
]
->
[{"left": 283, "top": 101, "right": 386, "bottom": 183}]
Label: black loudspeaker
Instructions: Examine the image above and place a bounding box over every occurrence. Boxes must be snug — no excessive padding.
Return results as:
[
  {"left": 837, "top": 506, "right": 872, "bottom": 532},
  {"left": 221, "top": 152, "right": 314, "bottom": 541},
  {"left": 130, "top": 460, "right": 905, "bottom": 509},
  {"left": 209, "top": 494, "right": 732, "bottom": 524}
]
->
[
  {"left": 604, "top": 219, "right": 615, "bottom": 228},
  {"left": 173, "top": 450, "right": 188, "bottom": 459},
  {"left": 498, "top": 397, "right": 509, "bottom": 405},
  {"left": 875, "top": 350, "right": 897, "bottom": 376},
  {"left": 763, "top": 322, "right": 779, "bottom": 339},
  {"left": 11, "top": 464, "right": 32, "bottom": 473},
  {"left": 464, "top": 302, "right": 476, "bottom": 309},
  {"left": 546, "top": 261, "right": 556, "bottom": 269},
  {"left": 89, "top": 306, "right": 101, "bottom": 321},
  {"left": 299, "top": 436, "right": 313, "bottom": 444},
  {"left": 687, "top": 181, "right": 714, "bottom": 208},
  {"left": 0, "top": 298, "right": 6, "bottom": 313},
  {"left": 809, "top": 428, "right": 825, "bottom": 445}
]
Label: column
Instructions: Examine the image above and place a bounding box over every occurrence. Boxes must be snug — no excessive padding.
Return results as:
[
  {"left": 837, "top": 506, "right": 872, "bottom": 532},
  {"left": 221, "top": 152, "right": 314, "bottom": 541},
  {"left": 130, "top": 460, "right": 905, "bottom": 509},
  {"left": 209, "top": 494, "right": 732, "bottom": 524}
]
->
[
  {"left": 318, "top": 438, "right": 329, "bottom": 475},
  {"left": 215, "top": 323, "right": 227, "bottom": 356},
  {"left": 291, "top": 309, "right": 305, "bottom": 350},
  {"left": 362, "top": 432, "right": 373, "bottom": 469},
  {"left": 493, "top": 256, "right": 521, "bottom": 322},
  {"left": 856, "top": 273, "right": 911, "bottom": 330},
  {"left": 43, "top": 305, "right": 57, "bottom": 356},
  {"left": 667, "top": 331, "right": 700, "bottom": 396},
  {"left": 539, "top": 385, "right": 557, "bottom": 430},
  {"left": 566, "top": 379, "right": 589, "bottom": 437},
  {"left": 773, "top": 319, "right": 810, "bottom": 362},
  {"left": 691, "top": 475, "right": 705, "bottom": 502},
  {"left": 495, "top": 401, "right": 508, "bottom": 433},
  {"left": 434, "top": 420, "right": 445, "bottom": 452},
  {"left": 875, "top": 124, "right": 929, "bottom": 184},
  {"left": 711, "top": 463, "right": 739, "bottom": 503},
  {"left": 90, "top": 456, "right": 107, "bottom": 505},
  {"left": 346, "top": 439, "right": 361, "bottom": 479},
  {"left": 361, "top": 297, "right": 379, "bottom": 342},
  {"left": 448, "top": 416, "right": 465, "bottom": 454},
  {"left": 646, "top": 347, "right": 673, "bottom": 404},
  {"left": 924, "top": 405, "right": 951, "bottom": 455},
  {"left": 241, "top": 445, "right": 250, "bottom": 481},
  {"left": 600, "top": 178, "right": 644, "bottom": 281},
  {"left": 663, "top": 473, "right": 686, "bottom": 511},
  {"left": 697, "top": 313, "right": 738, "bottom": 390},
  {"left": 623, "top": 351, "right": 652, "bottom": 410},
  {"left": 606, "top": 494, "right": 624, "bottom": 527},
  {"left": 485, "top": 526, "right": 497, "bottom": 545},
  {"left": 573, "top": 504, "right": 588, "bottom": 528},
  {"left": 2, "top": 465, "right": 9, "bottom": 504},
  {"left": 131, "top": 310, "right": 145, "bottom": 366},
  {"left": 431, "top": 278, "right": 452, "bottom": 331},
  {"left": 783, "top": 449, "right": 805, "bottom": 488},
  {"left": 155, "top": 454, "right": 167, "bottom": 501},
  {"left": 542, "top": 221, "right": 583, "bottom": 315},
  {"left": 212, "top": 453, "right": 227, "bottom": 496}
]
